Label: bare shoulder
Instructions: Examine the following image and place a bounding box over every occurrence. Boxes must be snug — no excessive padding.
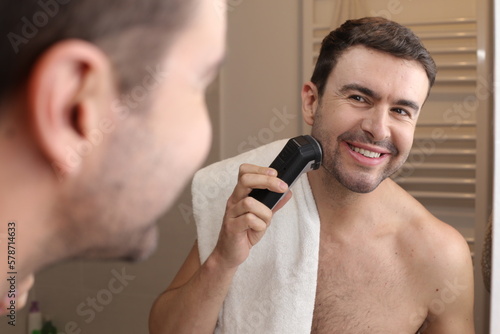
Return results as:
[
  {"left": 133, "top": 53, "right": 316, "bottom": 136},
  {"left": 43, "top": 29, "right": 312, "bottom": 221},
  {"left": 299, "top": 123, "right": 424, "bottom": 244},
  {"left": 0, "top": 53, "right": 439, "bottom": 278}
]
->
[
  {"left": 389, "top": 180, "right": 472, "bottom": 278},
  {"left": 386, "top": 181, "right": 475, "bottom": 332}
]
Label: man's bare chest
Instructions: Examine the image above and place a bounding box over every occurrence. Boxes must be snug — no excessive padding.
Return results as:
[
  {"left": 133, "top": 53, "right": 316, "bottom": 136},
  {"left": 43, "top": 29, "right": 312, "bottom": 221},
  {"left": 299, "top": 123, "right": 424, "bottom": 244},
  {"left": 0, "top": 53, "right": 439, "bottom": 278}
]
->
[{"left": 310, "top": 239, "right": 426, "bottom": 334}]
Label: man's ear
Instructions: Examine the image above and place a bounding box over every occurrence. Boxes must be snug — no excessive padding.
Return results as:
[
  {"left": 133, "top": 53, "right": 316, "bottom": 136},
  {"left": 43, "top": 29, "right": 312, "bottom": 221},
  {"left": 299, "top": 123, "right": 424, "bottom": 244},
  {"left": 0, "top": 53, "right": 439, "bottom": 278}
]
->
[
  {"left": 27, "top": 39, "right": 115, "bottom": 179},
  {"left": 301, "top": 81, "right": 319, "bottom": 126}
]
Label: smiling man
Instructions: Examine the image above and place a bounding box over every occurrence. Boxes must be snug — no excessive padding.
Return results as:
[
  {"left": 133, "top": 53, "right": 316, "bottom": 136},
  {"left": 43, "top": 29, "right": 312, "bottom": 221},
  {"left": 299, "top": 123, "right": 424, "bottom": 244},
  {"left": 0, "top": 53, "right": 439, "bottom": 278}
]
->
[
  {"left": 0, "top": 0, "right": 226, "bottom": 315},
  {"left": 150, "top": 17, "right": 474, "bottom": 333}
]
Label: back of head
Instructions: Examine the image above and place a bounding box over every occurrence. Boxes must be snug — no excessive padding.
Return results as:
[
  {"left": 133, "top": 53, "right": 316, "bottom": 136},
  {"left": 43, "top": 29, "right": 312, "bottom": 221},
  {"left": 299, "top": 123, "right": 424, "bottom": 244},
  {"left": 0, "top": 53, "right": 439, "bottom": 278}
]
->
[
  {"left": 0, "top": 0, "right": 195, "bottom": 103},
  {"left": 311, "top": 17, "right": 437, "bottom": 97}
]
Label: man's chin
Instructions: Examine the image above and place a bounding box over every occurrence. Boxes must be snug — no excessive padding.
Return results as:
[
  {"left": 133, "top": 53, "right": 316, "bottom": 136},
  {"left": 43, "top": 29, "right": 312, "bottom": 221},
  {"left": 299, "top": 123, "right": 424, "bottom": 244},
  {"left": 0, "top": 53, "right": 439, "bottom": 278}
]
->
[
  {"left": 124, "top": 232, "right": 159, "bottom": 262},
  {"left": 120, "top": 226, "right": 159, "bottom": 262},
  {"left": 79, "top": 225, "right": 159, "bottom": 262}
]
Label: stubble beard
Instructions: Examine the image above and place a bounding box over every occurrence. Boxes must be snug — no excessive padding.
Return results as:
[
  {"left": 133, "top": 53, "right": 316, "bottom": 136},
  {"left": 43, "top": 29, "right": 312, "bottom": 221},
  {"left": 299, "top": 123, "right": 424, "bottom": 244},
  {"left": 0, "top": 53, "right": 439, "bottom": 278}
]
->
[{"left": 311, "top": 113, "right": 408, "bottom": 195}]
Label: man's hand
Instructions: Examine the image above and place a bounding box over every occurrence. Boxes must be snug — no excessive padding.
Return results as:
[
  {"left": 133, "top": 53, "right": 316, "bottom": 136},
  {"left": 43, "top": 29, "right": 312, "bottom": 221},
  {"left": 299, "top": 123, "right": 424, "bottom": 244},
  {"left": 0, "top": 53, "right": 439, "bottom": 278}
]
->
[
  {"left": 149, "top": 163, "right": 292, "bottom": 334},
  {"left": 211, "top": 163, "right": 291, "bottom": 270}
]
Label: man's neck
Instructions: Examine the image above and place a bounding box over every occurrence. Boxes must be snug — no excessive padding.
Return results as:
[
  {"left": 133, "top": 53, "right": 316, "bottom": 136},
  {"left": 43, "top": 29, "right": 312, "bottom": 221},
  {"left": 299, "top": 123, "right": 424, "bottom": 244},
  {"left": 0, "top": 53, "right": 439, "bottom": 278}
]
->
[
  {"left": 0, "top": 133, "right": 60, "bottom": 298},
  {"left": 307, "top": 168, "right": 394, "bottom": 236}
]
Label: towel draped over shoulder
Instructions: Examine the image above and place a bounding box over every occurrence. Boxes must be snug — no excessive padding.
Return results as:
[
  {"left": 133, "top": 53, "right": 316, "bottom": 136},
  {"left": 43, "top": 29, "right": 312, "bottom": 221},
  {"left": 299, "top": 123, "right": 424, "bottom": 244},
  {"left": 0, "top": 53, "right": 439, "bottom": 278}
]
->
[{"left": 192, "top": 139, "right": 321, "bottom": 334}]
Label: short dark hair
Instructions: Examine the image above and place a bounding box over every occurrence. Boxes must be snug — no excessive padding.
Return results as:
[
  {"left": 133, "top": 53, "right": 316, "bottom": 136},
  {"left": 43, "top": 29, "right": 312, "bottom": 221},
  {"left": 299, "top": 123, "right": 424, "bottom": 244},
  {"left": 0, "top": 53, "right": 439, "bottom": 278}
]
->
[
  {"left": 311, "top": 17, "right": 437, "bottom": 97},
  {"left": 0, "top": 0, "right": 196, "bottom": 100}
]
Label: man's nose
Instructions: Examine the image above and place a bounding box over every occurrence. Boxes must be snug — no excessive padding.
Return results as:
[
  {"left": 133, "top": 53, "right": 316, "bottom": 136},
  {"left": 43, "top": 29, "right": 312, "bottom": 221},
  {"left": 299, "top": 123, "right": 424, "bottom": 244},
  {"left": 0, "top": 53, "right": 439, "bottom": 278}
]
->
[{"left": 359, "top": 107, "right": 391, "bottom": 142}]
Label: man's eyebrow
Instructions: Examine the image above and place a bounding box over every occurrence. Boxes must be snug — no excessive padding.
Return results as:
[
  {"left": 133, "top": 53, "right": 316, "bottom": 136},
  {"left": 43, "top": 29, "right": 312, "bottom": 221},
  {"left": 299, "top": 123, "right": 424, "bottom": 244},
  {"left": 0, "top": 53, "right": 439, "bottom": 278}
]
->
[
  {"left": 340, "top": 83, "right": 381, "bottom": 100},
  {"left": 341, "top": 83, "right": 420, "bottom": 114},
  {"left": 395, "top": 99, "right": 420, "bottom": 114}
]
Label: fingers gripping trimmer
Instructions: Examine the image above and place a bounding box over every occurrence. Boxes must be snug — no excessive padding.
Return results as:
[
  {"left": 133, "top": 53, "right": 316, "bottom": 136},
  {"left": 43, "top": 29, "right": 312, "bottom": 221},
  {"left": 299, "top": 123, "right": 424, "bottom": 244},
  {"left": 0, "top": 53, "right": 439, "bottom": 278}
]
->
[{"left": 249, "top": 135, "right": 323, "bottom": 209}]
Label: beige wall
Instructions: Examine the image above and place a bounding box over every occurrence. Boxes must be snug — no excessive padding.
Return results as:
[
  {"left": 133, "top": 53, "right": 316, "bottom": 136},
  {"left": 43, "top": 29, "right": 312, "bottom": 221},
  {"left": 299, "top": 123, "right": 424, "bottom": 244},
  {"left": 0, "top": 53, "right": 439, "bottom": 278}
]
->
[{"left": 219, "top": 0, "right": 302, "bottom": 158}]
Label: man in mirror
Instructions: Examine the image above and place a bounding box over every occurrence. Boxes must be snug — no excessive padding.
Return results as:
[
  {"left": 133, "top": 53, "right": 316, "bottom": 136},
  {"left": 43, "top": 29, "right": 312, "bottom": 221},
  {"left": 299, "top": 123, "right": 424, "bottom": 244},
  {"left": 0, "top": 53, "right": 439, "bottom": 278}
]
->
[{"left": 150, "top": 17, "right": 474, "bottom": 333}]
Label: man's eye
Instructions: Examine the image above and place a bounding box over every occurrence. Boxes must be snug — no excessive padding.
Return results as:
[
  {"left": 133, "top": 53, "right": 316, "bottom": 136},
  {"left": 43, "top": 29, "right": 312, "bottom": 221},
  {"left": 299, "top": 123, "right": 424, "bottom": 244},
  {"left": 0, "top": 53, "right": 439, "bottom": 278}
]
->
[
  {"left": 393, "top": 108, "right": 410, "bottom": 117},
  {"left": 349, "top": 95, "right": 365, "bottom": 103}
]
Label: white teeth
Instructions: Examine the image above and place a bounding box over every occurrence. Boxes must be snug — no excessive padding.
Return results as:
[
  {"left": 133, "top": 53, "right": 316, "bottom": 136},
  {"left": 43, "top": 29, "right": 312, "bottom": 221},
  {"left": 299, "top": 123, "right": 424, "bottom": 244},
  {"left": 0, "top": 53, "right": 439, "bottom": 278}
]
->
[{"left": 349, "top": 145, "right": 381, "bottom": 158}]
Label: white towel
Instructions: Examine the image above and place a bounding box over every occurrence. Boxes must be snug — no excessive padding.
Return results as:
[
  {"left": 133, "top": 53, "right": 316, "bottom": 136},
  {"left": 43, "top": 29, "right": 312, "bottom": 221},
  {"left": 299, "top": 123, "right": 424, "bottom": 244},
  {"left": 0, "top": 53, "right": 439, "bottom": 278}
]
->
[{"left": 192, "top": 139, "right": 321, "bottom": 334}]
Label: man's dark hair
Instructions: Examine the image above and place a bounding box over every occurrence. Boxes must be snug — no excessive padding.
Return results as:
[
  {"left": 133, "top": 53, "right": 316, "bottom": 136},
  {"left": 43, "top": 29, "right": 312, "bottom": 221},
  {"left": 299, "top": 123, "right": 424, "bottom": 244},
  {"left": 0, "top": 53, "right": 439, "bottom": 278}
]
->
[
  {"left": 311, "top": 17, "right": 437, "bottom": 97},
  {"left": 0, "top": 0, "right": 196, "bottom": 100}
]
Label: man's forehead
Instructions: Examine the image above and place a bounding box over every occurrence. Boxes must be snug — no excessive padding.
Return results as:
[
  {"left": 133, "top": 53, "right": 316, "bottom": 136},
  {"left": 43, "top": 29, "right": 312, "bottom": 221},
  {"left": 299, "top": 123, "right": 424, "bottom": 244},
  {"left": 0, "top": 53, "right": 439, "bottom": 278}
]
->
[{"left": 327, "top": 46, "right": 430, "bottom": 103}]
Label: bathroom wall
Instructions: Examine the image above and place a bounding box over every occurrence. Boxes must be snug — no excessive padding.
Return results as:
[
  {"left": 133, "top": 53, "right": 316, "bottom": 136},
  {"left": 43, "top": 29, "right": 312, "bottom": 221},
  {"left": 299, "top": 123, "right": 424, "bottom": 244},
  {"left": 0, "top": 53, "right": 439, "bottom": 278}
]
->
[{"left": 219, "top": 1, "right": 302, "bottom": 158}]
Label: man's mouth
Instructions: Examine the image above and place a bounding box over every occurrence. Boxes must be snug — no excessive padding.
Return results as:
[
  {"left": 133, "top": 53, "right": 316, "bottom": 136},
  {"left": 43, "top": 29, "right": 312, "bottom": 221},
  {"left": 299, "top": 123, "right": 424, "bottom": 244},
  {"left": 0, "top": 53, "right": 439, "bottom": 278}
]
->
[{"left": 348, "top": 144, "right": 383, "bottom": 158}]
